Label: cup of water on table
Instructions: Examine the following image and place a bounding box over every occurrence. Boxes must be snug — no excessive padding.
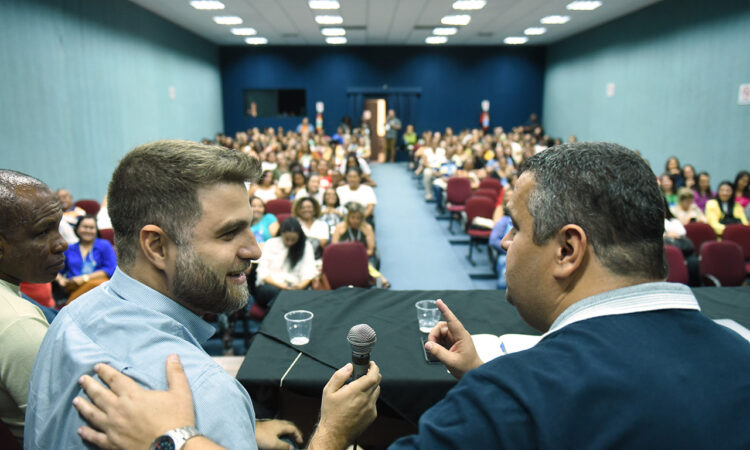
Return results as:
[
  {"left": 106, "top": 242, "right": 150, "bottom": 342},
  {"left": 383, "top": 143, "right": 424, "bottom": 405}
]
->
[
  {"left": 284, "top": 310, "right": 314, "bottom": 345},
  {"left": 415, "top": 300, "right": 440, "bottom": 333}
]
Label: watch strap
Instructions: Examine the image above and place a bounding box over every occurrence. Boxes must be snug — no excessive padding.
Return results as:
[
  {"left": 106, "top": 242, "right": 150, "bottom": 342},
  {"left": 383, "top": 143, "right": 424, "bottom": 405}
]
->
[{"left": 150, "top": 426, "right": 202, "bottom": 450}]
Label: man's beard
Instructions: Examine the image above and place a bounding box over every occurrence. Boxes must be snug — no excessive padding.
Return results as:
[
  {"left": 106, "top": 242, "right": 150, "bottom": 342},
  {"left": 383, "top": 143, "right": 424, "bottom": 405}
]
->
[{"left": 171, "top": 245, "right": 249, "bottom": 315}]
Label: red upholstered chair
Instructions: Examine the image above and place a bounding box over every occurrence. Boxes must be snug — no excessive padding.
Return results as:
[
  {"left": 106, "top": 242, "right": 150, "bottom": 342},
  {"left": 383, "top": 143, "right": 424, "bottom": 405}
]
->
[
  {"left": 684, "top": 222, "right": 716, "bottom": 253},
  {"left": 699, "top": 241, "right": 746, "bottom": 286},
  {"left": 464, "top": 196, "right": 496, "bottom": 266},
  {"left": 445, "top": 177, "right": 473, "bottom": 234},
  {"left": 265, "top": 199, "right": 292, "bottom": 219},
  {"left": 99, "top": 228, "right": 115, "bottom": 246},
  {"left": 275, "top": 212, "right": 292, "bottom": 226},
  {"left": 664, "top": 245, "right": 689, "bottom": 285},
  {"left": 478, "top": 177, "right": 502, "bottom": 195},
  {"left": 74, "top": 199, "right": 100, "bottom": 216},
  {"left": 472, "top": 188, "right": 498, "bottom": 202},
  {"left": 322, "top": 242, "right": 372, "bottom": 289},
  {"left": 722, "top": 224, "right": 750, "bottom": 275}
]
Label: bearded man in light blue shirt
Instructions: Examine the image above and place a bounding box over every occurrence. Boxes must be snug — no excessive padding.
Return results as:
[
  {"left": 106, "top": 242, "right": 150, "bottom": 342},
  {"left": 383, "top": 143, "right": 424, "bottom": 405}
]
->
[{"left": 25, "top": 140, "right": 304, "bottom": 449}]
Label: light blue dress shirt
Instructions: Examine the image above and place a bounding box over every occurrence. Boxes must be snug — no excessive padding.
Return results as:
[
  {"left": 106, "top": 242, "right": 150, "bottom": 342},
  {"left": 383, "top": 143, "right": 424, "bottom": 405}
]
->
[{"left": 25, "top": 268, "right": 257, "bottom": 449}]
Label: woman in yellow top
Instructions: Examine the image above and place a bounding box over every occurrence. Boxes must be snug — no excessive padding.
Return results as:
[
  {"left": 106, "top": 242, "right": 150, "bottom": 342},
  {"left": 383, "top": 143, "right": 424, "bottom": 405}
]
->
[{"left": 705, "top": 181, "right": 749, "bottom": 236}]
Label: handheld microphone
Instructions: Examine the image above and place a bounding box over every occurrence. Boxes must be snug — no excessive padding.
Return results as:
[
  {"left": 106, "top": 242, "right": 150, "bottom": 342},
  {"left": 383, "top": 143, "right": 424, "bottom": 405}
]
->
[{"left": 347, "top": 324, "right": 377, "bottom": 379}]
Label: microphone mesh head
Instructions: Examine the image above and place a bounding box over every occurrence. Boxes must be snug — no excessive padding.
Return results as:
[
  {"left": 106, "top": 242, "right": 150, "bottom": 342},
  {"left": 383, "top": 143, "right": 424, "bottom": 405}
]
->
[{"left": 347, "top": 324, "right": 376, "bottom": 355}]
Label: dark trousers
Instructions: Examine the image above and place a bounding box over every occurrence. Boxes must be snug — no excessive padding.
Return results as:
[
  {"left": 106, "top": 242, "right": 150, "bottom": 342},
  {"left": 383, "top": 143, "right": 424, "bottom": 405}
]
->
[{"left": 385, "top": 138, "right": 397, "bottom": 162}]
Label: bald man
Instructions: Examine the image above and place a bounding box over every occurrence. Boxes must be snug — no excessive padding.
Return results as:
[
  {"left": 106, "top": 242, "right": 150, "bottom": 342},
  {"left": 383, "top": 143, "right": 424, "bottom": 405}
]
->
[{"left": 0, "top": 169, "right": 67, "bottom": 444}]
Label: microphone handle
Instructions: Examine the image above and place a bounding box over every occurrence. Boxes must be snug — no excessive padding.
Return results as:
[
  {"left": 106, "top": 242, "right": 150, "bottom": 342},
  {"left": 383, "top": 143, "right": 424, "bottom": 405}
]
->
[{"left": 351, "top": 352, "right": 370, "bottom": 379}]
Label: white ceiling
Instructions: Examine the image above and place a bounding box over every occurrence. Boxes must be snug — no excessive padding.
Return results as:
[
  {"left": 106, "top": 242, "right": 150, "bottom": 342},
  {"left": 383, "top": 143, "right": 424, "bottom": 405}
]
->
[{"left": 127, "top": 0, "right": 663, "bottom": 46}]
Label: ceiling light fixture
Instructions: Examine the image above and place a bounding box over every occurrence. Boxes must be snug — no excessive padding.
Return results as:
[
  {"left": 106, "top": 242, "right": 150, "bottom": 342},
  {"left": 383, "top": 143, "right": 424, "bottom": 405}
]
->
[
  {"left": 245, "top": 37, "right": 268, "bottom": 45},
  {"left": 566, "top": 1, "right": 602, "bottom": 11},
  {"left": 524, "top": 27, "right": 546, "bottom": 35},
  {"left": 309, "top": 0, "right": 340, "bottom": 9},
  {"left": 441, "top": 15, "right": 471, "bottom": 26},
  {"left": 433, "top": 27, "right": 458, "bottom": 36},
  {"left": 504, "top": 36, "right": 528, "bottom": 45},
  {"left": 452, "top": 0, "right": 486, "bottom": 10},
  {"left": 321, "top": 27, "right": 346, "bottom": 36},
  {"left": 426, "top": 36, "right": 448, "bottom": 44},
  {"left": 315, "top": 15, "right": 344, "bottom": 25},
  {"left": 540, "top": 15, "right": 571, "bottom": 24},
  {"left": 213, "top": 16, "right": 243, "bottom": 25},
  {"left": 189, "top": 1, "right": 225, "bottom": 10},
  {"left": 326, "top": 36, "right": 347, "bottom": 44},
  {"left": 231, "top": 27, "right": 257, "bottom": 36}
]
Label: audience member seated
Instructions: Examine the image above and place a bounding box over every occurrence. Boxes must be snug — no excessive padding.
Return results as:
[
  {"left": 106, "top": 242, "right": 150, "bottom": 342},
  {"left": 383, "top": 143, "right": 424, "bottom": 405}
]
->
[
  {"left": 254, "top": 218, "right": 318, "bottom": 309},
  {"left": 55, "top": 215, "right": 117, "bottom": 303},
  {"left": 336, "top": 168, "right": 377, "bottom": 223},
  {"left": 682, "top": 164, "right": 697, "bottom": 190},
  {"left": 249, "top": 196, "right": 279, "bottom": 246},
  {"left": 705, "top": 181, "right": 749, "bottom": 236},
  {"left": 664, "top": 198, "right": 694, "bottom": 257},
  {"left": 664, "top": 156, "right": 685, "bottom": 188},
  {"left": 58, "top": 218, "right": 78, "bottom": 245},
  {"left": 694, "top": 171, "right": 714, "bottom": 211},
  {"left": 331, "top": 202, "right": 389, "bottom": 288},
  {"left": 296, "top": 174, "right": 324, "bottom": 205},
  {"left": 316, "top": 159, "right": 333, "bottom": 190},
  {"left": 293, "top": 197, "right": 329, "bottom": 259},
  {"left": 96, "top": 195, "right": 112, "bottom": 230},
  {"left": 56, "top": 188, "right": 85, "bottom": 225},
  {"left": 671, "top": 187, "right": 707, "bottom": 225},
  {"left": 289, "top": 168, "right": 307, "bottom": 200},
  {"left": 489, "top": 205, "right": 513, "bottom": 289},
  {"left": 320, "top": 188, "right": 347, "bottom": 236},
  {"left": 659, "top": 173, "right": 678, "bottom": 206},
  {"left": 249, "top": 170, "right": 280, "bottom": 203},
  {"left": 340, "top": 152, "right": 376, "bottom": 187},
  {"left": 734, "top": 170, "right": 750, "bottom": 208}
]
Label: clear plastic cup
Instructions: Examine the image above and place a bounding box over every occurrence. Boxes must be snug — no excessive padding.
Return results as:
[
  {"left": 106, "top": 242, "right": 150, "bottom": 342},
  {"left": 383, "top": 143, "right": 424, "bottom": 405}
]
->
[{"left": 284, "top": 310, "right": 314, "bottom": 345}]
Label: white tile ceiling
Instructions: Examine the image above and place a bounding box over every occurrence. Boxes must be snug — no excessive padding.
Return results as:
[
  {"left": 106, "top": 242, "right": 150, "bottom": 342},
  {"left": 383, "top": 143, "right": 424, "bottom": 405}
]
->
[{"left": 127, "top": 0, "right": 663, "bottom": 46}]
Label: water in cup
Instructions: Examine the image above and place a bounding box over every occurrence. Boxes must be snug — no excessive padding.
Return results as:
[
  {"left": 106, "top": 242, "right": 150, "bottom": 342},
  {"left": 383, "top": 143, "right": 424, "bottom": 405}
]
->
[
  {"left": 415, "top": 300, "right": 440, "bottom": 333},
  {"left": 284, "top": 310, "right": 313, "bottom": 345}
]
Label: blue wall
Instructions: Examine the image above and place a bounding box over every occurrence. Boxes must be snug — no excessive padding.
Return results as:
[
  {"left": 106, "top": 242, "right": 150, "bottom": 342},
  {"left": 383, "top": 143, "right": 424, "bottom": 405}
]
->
[
  {"left": 543, "top": 0, "right": 750, "bottom": 182},
  {"left": 220, "top": 46, "right": 545, "bottom": 136},
  {"left": 0, "top": 0, "right": 222, "bottom": 201}
]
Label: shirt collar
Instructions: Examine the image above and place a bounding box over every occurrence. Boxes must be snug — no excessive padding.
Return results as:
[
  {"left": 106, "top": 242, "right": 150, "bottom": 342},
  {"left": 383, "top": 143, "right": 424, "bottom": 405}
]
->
[
  {"left": 0, "top": 278, "right": 20, "bottom": 296},
  {"left": 107, "top": 268, "right": 216, "bottom": 343},
  {"left": 545, "top": 282, "right": 700, "bottom": 337}
]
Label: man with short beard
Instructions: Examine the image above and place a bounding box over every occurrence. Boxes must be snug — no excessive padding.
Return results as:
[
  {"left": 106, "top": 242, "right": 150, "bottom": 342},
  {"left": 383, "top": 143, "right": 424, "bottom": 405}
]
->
[{"left": 26, "top": 141, "right": 319, "bottom": 449}]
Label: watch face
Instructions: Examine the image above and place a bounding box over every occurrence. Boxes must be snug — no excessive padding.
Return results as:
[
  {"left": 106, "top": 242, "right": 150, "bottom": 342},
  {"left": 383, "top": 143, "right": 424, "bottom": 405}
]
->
[{"left": 152, "top": 435, "right": 176, "bottom": 450}]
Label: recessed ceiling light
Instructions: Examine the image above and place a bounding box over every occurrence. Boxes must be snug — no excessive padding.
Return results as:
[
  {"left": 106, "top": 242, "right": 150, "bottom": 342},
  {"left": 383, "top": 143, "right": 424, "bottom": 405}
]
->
[
  {"left": 309, "top": 0, "right": 340, "bottom": 9},
  {"left": 504, "top": 36, "right": 528, "bottom": 45},
  {"left": 213, "top": 16, "right": 243, "bottom": 25},
  {"left": 540, "top": 15, "right": 570, "bottom": 24},
  {"left": 315, "top": 15, "right": 344, "bottom": 25},
  {"left": 452, "top": 0, "right": 486, "bottom": 10},
  {"left": 245, "top": 37, "right": 268, "bottom": 45},
  {"left": 326, "top": 36, "right": 347, "bottom": 44},
  {"left": 566, "top": 1, "right": 602, "bottom": 11},
  {"left": 231, "top": 27, "right": 257, "bottom": 36},
  {"left": 433, "top": 27, "right": 458, "bottom": 36},
  {"left": 426, "top": 36, "right": 448, "bottom": 44},
  {"left": 441, "top": 15, "right": 471, "bottom": 26},
  {"left": 189, "top": 1, "right": 225, "bottom": 10},
  {"left": 321, "top": 27, "right": 346, "bottom": 36},
  {"left": 524, "top": 27, "right": 546, "bottom": 35}
]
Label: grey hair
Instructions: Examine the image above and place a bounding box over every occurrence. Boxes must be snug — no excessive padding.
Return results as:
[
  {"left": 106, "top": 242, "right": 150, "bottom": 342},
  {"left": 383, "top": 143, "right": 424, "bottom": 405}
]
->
[
  {"left": 108, "top": 140, "right": 261, "bottom": 268},
  {"left": 0, "top": 170, "right": 50, "bottom": 237},
  {"left": 518, "top": 142, "right": 667, "bottom": 279},
  {"left": 345, "top": 201, "right": 366, "bottom": 216}
]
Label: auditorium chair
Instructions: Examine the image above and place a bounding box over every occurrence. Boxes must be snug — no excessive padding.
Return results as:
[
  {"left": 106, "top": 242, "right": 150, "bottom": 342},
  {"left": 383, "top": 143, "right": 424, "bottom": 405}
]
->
[
  {"left": 478, "top": 177, "right": 502, "bottom": 195},
  {"left": 684, "top": 222, "right": 716, "bottom": 253},
  {"left": 445, "top": 177, "right": 472, "bottom": 234},
  {"left": 722, "top": 224, "right": 750, "bottom": 275},
  {"left": 74, "top": 199, "right": 100, "bottom": 216},
  {"left": 464, "top": 196, "right": 496, "bottom": 266},
  {"left": 265, "top": 199, "right": 292, "bottom": 220},
  {"left": 664, "top": 245, "right": 689, "bottom": 285},
  {"left": 275, "top": 212, "right": 292, "bottom": 226},
  {"left": 472, "top": 188, "right": 498, "bottom": 202},
  {"left": 99, "top": 228, "right": 115, "bottom": 246},
  {"left": 322, "top": 242, "right": 372, "bottom": 289},
  {"left": 699, "top": 241, "right": 746, "bottom": 286}
]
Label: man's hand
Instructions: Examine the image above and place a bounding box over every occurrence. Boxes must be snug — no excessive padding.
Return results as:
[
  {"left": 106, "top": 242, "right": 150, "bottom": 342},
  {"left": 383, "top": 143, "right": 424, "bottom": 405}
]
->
[
  {"left": 425, "top": 299, "right": 482, "bottom": 379},
  {"left": 72, "top": 354, "right": 196, "bottom": 449},
  {"left": 308, "top": 362, "right": 381, "bottom": 450},
  {"left": 255, "top": 419, "right": 303, "bottom": 450}
]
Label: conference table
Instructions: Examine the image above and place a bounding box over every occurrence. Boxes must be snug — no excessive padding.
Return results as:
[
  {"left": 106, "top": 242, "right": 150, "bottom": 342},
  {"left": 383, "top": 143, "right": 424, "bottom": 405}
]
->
[{"left": 236, "top": 286, "right": 750, "bottom": 446}]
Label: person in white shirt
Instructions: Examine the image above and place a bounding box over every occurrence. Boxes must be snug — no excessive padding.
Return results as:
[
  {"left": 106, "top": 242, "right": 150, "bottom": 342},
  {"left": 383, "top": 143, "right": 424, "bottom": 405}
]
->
[
  {"left": 336, "top": 169, "right": 377, "bottom": 220},
  {"left": 293, "top": 197, "right": 329, "bottom": 258}
]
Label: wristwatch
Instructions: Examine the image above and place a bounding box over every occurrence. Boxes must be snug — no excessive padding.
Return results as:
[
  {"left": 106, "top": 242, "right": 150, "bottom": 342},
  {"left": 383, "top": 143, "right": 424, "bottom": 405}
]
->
[
  {"left": 82, "top": 274, "right": 90, "bottom": 283},
  {"left": 149, "top": 426, "right": 202, "bottom": 450}
]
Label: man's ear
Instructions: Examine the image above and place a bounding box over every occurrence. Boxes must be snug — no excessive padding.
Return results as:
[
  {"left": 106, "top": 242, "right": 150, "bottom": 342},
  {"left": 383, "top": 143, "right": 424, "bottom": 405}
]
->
[
  {"left": 552, "top": 224, "right": 587, "bottom": 279},
  {"left": 139, "top": 225, "right": 173, "bottom": 271}
]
